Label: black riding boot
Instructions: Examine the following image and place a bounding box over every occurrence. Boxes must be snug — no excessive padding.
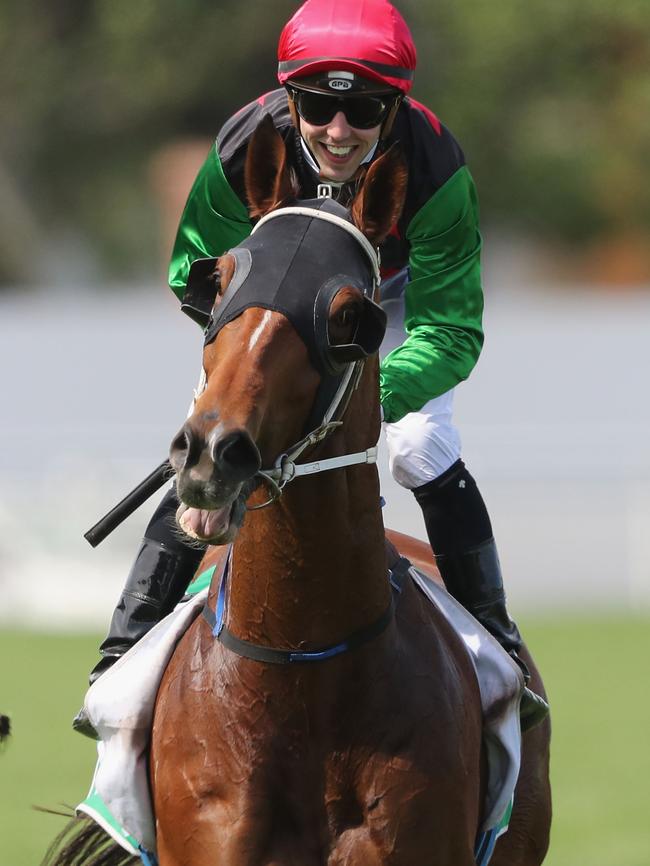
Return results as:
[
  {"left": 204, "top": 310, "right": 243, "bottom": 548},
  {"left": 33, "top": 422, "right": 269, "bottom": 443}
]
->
[
  {"left": 413, "top": 460, "right": 549, "bottom": 733},
  {"left": 73, "top": 487, "right": 206, "bottom": 738}
]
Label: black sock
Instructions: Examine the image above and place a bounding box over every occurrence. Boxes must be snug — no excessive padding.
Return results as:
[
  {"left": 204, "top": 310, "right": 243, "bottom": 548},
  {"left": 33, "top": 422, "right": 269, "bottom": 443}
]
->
[{"left": 412, "top": 459, "right": 493, "bottom": 557}]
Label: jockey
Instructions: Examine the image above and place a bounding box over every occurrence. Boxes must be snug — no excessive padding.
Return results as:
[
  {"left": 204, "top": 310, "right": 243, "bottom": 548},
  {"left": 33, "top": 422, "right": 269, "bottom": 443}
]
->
[{"left": 76, "top": 0, "right": 548, "bottom": 734}]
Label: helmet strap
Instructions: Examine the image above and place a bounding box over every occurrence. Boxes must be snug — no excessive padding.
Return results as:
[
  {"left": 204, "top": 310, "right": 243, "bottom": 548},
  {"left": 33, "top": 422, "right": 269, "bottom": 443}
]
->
[
  {"left": 379, "top": 94, "right": 403, "bottom": 141},
  {"left": 286, "top": 90, "right": 300, "bottom": 128}
]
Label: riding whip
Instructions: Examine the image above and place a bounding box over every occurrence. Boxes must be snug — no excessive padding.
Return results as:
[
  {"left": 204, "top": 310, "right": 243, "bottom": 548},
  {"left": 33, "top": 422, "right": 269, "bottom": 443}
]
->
[{"left": 84, "top": 460, "right": 173, "bottom": 547}]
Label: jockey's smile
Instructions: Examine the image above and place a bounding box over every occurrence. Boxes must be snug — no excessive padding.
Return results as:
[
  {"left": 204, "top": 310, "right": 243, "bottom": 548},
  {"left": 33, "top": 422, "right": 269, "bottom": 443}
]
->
[{"left": 298, "top": 109, "right": 381, "bottom": 182}]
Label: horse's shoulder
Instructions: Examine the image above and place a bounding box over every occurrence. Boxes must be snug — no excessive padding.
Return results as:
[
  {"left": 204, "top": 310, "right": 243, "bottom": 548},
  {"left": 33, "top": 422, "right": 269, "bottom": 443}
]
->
[
  {"left": 158, "top": 545, "right": 230, "bottom": 692},
  {"left": 385, "top": 535, "right": 480, "bottom": 701}
]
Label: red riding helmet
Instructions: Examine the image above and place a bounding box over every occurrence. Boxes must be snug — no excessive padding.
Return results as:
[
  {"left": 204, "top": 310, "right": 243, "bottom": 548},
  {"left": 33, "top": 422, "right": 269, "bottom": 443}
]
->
[{"left": 277, "top": 0, "right": 417, "bottom": 95}]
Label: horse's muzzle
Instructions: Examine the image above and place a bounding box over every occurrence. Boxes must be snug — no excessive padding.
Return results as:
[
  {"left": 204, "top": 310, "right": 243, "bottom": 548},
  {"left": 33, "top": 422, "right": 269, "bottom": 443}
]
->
[{"left": 170, "top": 423, "right": 261, "bottom": 508}]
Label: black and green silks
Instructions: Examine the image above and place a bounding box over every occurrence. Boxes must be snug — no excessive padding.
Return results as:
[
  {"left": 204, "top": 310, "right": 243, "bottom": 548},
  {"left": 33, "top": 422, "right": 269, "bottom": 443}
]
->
[
  {"left": 169, "top": 143, "right": 251, "bottom": 299},
  {"left": 379, "top": 165, "right": 483, "bottom": 423}
]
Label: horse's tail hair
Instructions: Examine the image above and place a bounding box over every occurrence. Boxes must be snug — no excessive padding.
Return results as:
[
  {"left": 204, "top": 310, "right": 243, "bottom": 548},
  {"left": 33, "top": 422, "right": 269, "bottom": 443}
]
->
[{"left": 39, "top": 811, "right": 140, "bottom": 866}]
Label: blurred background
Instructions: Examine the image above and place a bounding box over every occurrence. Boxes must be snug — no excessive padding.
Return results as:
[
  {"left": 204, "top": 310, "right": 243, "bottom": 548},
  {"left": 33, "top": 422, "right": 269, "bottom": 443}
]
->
[{"left": 1, "top": 1, "right": 648, "bottom": 864}]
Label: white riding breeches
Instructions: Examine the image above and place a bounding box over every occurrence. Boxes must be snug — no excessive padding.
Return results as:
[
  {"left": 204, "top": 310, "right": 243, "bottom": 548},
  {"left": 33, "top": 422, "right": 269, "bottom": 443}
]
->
[{"left": 380, "top": 272, "right": 462, "bottom": 490}]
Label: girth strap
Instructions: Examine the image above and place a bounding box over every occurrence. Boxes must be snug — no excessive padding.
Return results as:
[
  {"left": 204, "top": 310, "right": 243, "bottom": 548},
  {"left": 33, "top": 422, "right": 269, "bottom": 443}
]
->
[{"left": 202, "top": 554, "right": 412, "bottom": 665}]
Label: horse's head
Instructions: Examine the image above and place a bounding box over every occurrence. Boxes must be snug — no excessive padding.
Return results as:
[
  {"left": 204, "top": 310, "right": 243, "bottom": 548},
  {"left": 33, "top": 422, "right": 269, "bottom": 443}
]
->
[{"left": 170, "top": 114, "right": 407, "bottom": 544}]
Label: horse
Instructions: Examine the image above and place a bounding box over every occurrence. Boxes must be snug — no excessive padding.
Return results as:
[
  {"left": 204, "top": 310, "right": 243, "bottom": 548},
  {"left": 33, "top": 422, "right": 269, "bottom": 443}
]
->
[
  {"left": 42, "top": 115, "right": 550, "bottom": 866},
  {"left": 149, "top": 116, "right": 551, "bottom": 865}
]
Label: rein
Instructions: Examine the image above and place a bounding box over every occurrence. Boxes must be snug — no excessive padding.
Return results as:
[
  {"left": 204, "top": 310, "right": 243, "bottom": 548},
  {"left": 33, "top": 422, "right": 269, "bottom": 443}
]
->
[
  {"left": 247, "top": 204, "right": 382, "bottom": 510},
  {"left": 202, "top": 550, "right": 412, "bottom": 664}
]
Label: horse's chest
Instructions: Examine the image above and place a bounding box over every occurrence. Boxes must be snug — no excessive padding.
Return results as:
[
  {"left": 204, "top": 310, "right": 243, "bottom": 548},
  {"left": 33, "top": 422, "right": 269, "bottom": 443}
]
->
[
  {"left": 208, "top": 738, "right": 456, "bottom": 865},
  {"left": 155, "top": 626, "right": 481, "bottom": 865},
  {"left": 202, "top": 677, "right": 474, "bottom": 864}
]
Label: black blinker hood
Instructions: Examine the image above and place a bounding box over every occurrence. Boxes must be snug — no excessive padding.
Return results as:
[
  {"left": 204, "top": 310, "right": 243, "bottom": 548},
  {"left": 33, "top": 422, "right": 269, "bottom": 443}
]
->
[
  {"left": 185, "top": 198, "right": 386, "bottom": 437},
  {"left": 203, "top": 198, "right": 386, "bottom": 376}
]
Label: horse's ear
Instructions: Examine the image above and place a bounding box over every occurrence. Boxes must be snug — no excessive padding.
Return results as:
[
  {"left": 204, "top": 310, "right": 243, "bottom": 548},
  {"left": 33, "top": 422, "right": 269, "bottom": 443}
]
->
[
  {"left": 245, "top": 114, "right": 297, "bottom": 219},
  {"left": 351, "top": 144, "right": 408, "bottom": 246}
]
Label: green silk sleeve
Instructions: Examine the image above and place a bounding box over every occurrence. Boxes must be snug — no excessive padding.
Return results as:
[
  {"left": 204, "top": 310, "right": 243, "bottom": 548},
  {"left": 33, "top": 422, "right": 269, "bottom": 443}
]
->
[
  {"left": 379, "top": 166, "right": 484, "bottom": 423},
  {"left": 168, "top": 143, "right": 252, "bottom": 300}
]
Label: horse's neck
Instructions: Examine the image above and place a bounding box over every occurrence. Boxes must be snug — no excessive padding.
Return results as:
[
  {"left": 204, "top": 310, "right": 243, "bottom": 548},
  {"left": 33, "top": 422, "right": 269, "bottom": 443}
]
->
[{"left": 227, "top": 364, "right": 388, "bottom": 649}]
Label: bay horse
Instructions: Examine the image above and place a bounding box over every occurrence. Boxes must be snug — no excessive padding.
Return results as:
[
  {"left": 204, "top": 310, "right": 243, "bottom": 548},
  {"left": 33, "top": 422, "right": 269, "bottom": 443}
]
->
[
  {"left": 41, "top": 116, "right": 550, "bottom": 866},
  {"left": 149, "top": 116, "right": 551, "bottom": 865}
]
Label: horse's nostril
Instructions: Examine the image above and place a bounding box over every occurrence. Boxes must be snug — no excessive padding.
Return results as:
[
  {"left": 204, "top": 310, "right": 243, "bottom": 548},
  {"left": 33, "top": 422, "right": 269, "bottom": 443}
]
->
[
  {"left": 170, "top": 430, "right": 188, "bottom": 455},
  {"left": 213, "top": 431, "right": 261, "bottom": 483},
  {"left": 170, "top": 425, "right": 201, "bottom": 471}
]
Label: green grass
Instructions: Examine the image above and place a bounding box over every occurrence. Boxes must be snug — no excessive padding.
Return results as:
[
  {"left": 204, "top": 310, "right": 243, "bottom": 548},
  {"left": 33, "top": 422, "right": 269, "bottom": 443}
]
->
[
  {"left": 523, "top": 616, "right": 650, "bottom": 866},
  {"left": 0, "top": 631, "right": 100, "bottom": 866},
  {"left": 0, "top": 618, "right": 649, "bottom": 865}
]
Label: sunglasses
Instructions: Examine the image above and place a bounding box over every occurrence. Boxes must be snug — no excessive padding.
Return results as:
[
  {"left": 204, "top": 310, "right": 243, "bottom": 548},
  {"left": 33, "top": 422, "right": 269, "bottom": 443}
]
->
[{"left": 288, "top": 87, "right": 396, "bottom": 130}]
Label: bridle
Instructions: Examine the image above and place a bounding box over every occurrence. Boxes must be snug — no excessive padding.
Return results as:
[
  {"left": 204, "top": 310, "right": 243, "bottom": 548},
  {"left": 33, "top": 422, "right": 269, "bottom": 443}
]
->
[
  {"left": 246, "top": 205, "right": 382, "bottom": 508},
  {"left": 196, "top": 200, "right": 385, "bottom": 510}
]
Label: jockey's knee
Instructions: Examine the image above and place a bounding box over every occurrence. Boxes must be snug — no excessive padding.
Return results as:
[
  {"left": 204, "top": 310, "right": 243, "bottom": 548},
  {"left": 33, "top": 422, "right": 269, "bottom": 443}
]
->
[{"left": 384, "top": 400, "right": 461, "bottom": 490}]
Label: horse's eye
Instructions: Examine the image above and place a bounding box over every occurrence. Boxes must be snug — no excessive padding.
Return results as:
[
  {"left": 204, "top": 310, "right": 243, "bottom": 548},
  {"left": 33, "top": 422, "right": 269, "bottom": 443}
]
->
[
  {"left": 329, "top": 301, "right": 360, "bottom": 345},
  {"left": 338, "top": 307, "right": 358, "bottom": 328}
]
